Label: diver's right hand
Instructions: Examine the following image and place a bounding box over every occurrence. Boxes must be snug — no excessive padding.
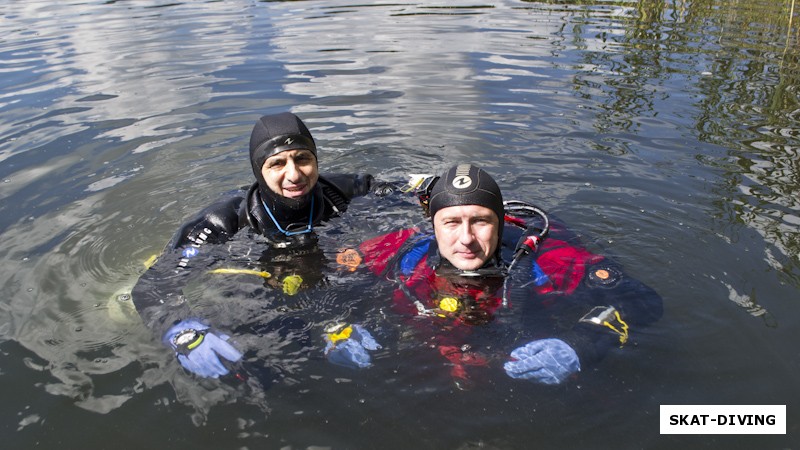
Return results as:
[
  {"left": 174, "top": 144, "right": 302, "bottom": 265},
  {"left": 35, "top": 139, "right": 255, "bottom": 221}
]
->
[{"left": 163, "top": 319, "right": 243, "bottom": 378}]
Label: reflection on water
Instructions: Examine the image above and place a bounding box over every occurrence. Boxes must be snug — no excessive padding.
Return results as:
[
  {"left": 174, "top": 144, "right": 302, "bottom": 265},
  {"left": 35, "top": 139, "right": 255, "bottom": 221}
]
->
[{"left": 0, "top": 0, "right": 798, "bottom": 448}]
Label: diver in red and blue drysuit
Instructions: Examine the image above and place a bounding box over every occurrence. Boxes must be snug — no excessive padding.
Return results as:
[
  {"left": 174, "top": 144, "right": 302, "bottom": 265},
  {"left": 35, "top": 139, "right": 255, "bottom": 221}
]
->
[{"left": 326, "top": 164, "right": 663, "bottom": 385}]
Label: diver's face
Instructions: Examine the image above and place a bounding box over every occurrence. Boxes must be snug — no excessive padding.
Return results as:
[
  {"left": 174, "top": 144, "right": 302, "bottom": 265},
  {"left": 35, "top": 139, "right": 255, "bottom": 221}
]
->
[
  {"left": 433, "top": 204, "right": 499, "bottom": 271},
  {"left": 261, "top": 149, "right": 319, "bottom": 199}
]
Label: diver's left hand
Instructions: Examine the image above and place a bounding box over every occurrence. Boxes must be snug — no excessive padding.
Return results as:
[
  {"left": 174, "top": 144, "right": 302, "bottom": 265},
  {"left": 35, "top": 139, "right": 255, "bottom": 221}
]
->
[
  {"left": 504, "top": 338, "right": 580, "bottom": 385},
  {"left": 324, "top": 324, "right": 381, "bottom": 369}
]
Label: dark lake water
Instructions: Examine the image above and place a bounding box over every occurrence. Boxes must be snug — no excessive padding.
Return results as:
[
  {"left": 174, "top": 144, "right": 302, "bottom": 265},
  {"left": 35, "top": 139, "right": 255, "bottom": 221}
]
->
[{"left": 1, "top": 0, "right": 798, "bottom": 448}]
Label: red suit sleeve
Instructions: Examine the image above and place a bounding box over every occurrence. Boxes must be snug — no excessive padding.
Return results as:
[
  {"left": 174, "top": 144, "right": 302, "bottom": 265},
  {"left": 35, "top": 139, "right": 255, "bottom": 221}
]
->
[
  {"left": 535, "top": 239, "right": 605, "bottom": 295},
  {"left": 358, "top": 228, "right": 419, "bottom": 276}
]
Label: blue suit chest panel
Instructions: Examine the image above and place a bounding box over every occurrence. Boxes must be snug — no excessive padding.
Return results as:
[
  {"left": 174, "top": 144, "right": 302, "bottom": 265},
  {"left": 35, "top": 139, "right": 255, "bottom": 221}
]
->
[{"left": 399, "top": 235, "right": 434, "bottom": 276}]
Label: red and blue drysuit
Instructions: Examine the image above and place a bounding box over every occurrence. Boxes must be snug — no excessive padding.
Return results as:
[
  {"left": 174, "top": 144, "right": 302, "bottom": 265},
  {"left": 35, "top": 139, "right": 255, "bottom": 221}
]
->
[{"left": 356, "top": 217, "right": 663, "bottom": 384}]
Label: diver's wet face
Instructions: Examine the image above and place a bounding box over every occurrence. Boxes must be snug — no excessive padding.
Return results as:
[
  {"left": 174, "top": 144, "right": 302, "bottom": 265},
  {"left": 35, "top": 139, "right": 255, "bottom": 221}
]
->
[
  {"left": 433, "top": 204, "right": 499, "bottom": 271},
  {"left": 261, "top": 149, "right": 319, "bottom": 199}
]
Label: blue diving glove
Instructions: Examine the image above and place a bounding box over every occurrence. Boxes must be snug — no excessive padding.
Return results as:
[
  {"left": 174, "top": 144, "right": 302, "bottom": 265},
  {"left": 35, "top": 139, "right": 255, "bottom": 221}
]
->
[
  {"left": 163, "top": 319, "right": 243, "bottom": 378},
  {"left": 324, "top": 324, "right": 381, "bottom": 369},
  {"left": 504, "top": 338, "right": 580, "bottom": 385}
]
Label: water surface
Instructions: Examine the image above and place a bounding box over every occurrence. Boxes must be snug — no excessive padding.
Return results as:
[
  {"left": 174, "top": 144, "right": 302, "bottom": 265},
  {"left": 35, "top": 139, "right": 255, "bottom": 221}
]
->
[{"left": 0, "top": 0, "right": 798, "bottom": 448}]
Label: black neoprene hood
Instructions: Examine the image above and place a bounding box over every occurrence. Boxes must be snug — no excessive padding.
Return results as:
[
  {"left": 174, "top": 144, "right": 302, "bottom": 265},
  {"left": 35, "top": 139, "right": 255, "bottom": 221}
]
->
[
  {"left": 249, "top": 112, "right": 317, "bottom": 181},
  {"left": 428, "top": 164, "right": 505, "bottom": 225}
]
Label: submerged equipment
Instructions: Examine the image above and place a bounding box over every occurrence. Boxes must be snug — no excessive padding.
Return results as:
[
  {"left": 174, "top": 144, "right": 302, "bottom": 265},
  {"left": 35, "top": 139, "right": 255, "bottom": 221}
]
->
[
  {"left": 336, "top": 248, "right": 362, "bottom": 271},
  {"left": 579, "top": 305, "right": 629, "bottom": 346},
  {"left": 208, "top": 268, "right": 272, "bottom": 278},
  {"left": 281, "top": 274, "right": 303, "bottom": 295},
  {"left": 325, "top": 323, "right": 354, "bottom": 344},
  {"left": 502, "top": 200, "right": 551, "bottom": 307},
  {"left": 208, "top": 267, "right": 307, "bottom": 296},
  {"left": 504, "top": 200, "right": 550, "bottom": 258},
  {"left": 171, "top": 328, "right": 206, "bottom": 356}
]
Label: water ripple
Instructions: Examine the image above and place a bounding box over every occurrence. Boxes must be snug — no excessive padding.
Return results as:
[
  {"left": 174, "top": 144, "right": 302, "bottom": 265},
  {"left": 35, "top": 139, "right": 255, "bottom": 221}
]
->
[{"left": 0, "top": 0, "right": 799, "bottom": 445}]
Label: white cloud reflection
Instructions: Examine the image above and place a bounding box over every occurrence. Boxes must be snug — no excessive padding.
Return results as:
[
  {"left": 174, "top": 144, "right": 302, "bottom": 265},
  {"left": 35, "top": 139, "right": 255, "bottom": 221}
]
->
[
  {"left": 0, "top": 1, "right": 251, "bottom": 156},
  {"left": 261, "top": 0, "right": 571, "bottom": 148}
]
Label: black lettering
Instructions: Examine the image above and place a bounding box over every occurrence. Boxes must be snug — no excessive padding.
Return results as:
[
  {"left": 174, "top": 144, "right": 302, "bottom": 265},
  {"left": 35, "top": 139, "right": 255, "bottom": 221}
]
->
[
  {"left": 717, "top": 414, "right": 727, "bottom": 425},
  {"left": 689, "top": 415, "right": 708, "bottom": 426},
  {"left": 740, "top": 415, "right": 751, "bottom": 425},
  {"left": 767, "top": 415, "right": 775, "bottom": 426}
]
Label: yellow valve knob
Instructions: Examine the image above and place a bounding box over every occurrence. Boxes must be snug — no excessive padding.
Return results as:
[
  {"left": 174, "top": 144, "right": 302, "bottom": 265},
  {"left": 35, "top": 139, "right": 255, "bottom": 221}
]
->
[
  {"left": 439, "top": 297, "right": 460, "bottom": 312},
  {"left": 282, "top": 274, "right": 303, "bottom": 295}
]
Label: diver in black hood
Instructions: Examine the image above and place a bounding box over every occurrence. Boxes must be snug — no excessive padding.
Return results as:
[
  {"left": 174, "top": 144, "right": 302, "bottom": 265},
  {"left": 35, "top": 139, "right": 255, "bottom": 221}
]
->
[
  {"left": 245, "top": 112, "right": 367, "bottom": 246},
  {"left": 131, "top": 112, "right": 381, "bottom": 379}
]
